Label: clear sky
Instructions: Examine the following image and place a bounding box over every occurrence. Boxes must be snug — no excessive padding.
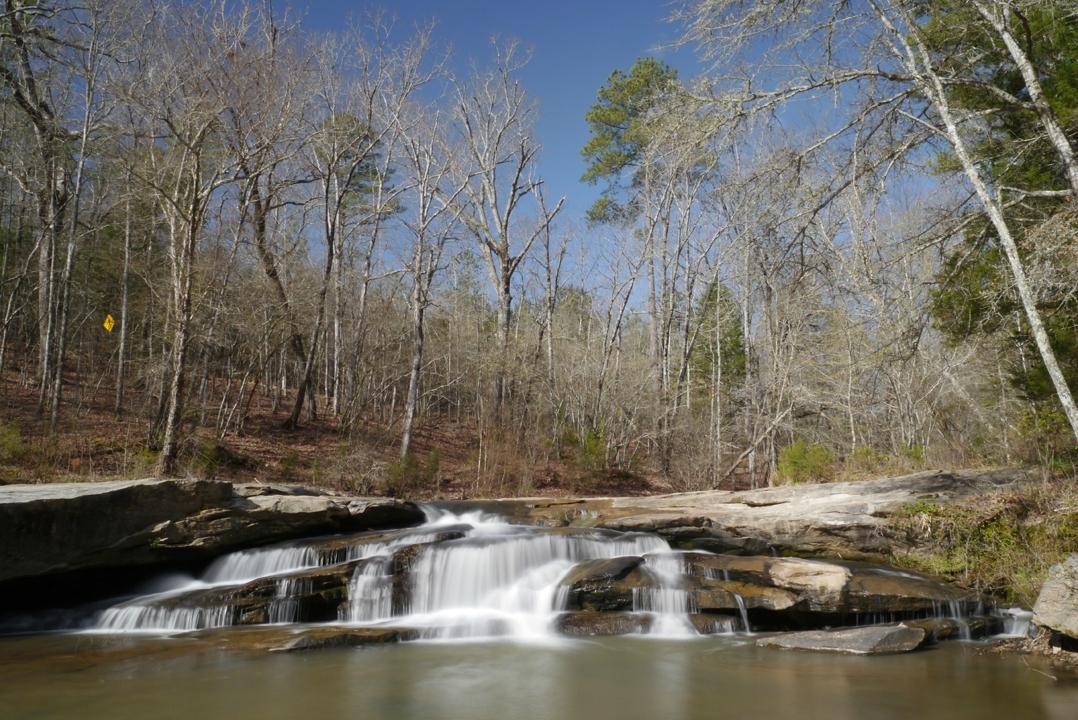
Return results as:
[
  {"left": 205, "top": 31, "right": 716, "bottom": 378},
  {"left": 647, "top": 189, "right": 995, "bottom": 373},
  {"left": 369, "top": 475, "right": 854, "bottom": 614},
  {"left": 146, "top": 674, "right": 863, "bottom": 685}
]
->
[{"left": 284, "top": 0, "right": 698, "bottom": 223}]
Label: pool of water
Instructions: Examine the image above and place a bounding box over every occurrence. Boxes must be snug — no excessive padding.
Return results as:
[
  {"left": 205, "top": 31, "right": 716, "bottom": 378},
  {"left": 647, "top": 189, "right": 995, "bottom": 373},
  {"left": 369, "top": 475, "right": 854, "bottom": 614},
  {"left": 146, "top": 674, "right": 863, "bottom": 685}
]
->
[{"left": 1, "top": 633, "right": 1073, "bottom": 720}]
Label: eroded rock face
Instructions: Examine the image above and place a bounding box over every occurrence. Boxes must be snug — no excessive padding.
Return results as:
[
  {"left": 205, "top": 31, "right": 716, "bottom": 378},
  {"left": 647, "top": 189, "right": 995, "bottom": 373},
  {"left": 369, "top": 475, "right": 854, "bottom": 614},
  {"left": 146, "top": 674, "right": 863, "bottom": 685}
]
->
[
  {"left": 1033, "top": 555, "right": 1078, "bottom": 641},
  {"left": 0, "top": 479, "right": 234, "bottom": 583},
  {"left": 0, "top": 479, "right": 425, "bottom": 593},
  {"left": 560, "top": 552, "right": 979, "bottom": 626},
  {"left": 756, "top": 624, "right": 927, "bottom": 655}
]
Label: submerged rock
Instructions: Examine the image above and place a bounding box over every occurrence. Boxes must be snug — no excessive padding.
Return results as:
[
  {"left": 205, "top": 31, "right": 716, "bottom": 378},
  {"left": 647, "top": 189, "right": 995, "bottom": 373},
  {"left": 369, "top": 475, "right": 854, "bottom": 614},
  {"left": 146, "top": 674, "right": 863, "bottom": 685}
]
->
[
  {"left": 757, "top": 624, "right": 927, "bottom": 655},
  {"left": 1033, "top": 555, "right": 1078, "bottom": 642},
  {"left": 554, "top": 611, "right": 653, "bottom": 636},
  {"left": 269, "top": 626, "right": 420, "bottom": 652},
  {"left": 188, "top": 624, "right": 419, "bottom": 653}
]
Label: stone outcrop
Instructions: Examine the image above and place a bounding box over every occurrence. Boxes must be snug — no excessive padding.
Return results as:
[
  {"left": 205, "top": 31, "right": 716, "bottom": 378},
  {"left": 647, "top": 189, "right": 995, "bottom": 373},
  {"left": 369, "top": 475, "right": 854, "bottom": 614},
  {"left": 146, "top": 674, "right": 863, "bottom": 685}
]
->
[
  {"left": 756, "top": 624, "right": 927, "bottom": 655},
  {"left": 1033, "top": 554, "right": 1078, "bottom": 643},
  {"left": 560, "top": 552, "right": 978, "bottom": 628},
  {"left": 0, "top": 478, "right": 424, "bottom": 588},
  {"left": 448, "top": 468, "right": 1033, "bottom": 559}
]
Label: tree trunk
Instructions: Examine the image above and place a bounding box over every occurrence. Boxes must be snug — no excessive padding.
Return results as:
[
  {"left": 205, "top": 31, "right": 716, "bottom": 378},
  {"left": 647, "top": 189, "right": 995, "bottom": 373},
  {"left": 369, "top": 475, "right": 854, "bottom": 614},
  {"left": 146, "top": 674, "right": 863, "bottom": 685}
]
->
[{"left": 400, "top": 289, "right": 425, "bottom": 460}]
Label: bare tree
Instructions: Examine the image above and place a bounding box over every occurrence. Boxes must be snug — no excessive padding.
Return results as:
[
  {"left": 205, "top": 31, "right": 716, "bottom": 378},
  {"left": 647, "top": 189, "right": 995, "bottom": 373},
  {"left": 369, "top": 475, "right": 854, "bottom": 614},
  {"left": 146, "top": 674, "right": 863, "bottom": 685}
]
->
[{"left": 453, "top": 42, "right": 565, "bottom": 415}]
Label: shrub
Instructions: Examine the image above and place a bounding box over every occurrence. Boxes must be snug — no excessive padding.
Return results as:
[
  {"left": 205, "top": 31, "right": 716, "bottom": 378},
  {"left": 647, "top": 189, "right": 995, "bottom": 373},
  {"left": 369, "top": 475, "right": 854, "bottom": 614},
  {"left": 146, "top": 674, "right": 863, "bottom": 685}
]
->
[
  {"left": 385, "top": 450, "right": 441, "bottom": 497},
  {"left": 0, "top": 422, "right": 27, "bottom": 465},
  {"left": 187, "top": 440, "right": 254, "bottom": 478},
  {"left": 279, "top": 450, "right": 302, "bottom": 481},
  {"left": 890, "top": 480, "right": 1078, "bottom": 606},
  {"left": 776, "top": 440, "right": 834, "bottom": 484},
  {"left": 562, "top": 425, "right": 607, "bottom": 472}
]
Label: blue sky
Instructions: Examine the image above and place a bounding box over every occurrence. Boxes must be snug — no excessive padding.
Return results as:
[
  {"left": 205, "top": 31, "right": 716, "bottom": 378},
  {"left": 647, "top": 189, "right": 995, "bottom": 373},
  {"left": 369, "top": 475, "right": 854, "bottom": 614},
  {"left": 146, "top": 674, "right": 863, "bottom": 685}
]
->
[{"left": 284, "top": 0, "right": 698, "bottom": 223}]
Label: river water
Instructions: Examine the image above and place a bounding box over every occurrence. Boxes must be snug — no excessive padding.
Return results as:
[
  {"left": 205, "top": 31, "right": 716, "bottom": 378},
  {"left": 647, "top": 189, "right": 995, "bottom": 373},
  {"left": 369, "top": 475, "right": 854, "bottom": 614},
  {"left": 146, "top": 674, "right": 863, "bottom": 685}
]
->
[
  {"left": 0, "top": 506, "right": 1072, "bottom": 718},
  {"left": 0, "top": 632, "right": 1072, "bottom": 720}
]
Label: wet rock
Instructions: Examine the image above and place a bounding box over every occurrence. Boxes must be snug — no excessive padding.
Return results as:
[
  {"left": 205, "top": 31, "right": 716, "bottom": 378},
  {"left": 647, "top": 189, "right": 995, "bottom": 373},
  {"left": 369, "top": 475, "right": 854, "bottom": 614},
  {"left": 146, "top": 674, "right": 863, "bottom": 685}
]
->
[
  {"left": 757, "top": 624, "right": 927, "bottom": 655},
  {"left": 689, "top": 613, "right": 739, "bottom": 634},
  {"left": 681, "top": 554, "right": 978, "bottom": 620},
  {"left": 1033, "top": 555, "right": 1078, "bottom": 642},
  {"left": 144, "top": 558, "right": 369, "bottom": 626},
  {"left": 561, "top": 551, "right": 981, "bottom": 625},
  {"left": 905, "top": 616, "right": 1003, "bottom": 642},
  {"left": 188, "top": 624, "right": 418, "bottom": 652},
  {"left": 269, "top": 626, "right": 419, "bottom": 652},
  {"left": 554, "top": 612, "right": 653, "bottom": 636},
  {"left": 557, "top": 557, "right": 649, "bottom": 612},
  {"left": 841, "top": 564, "right": 968, "bottom": 613}
]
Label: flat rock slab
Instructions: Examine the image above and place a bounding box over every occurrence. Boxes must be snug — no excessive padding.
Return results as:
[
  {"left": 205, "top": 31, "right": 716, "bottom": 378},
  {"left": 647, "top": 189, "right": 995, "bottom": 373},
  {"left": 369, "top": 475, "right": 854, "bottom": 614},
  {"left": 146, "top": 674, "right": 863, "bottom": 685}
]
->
[
  {"left": 474, "top": 468, "right": 1033, "bottom": 559},
  {"left": 756, "top": 624, "right": 927, "bottom": 655}
]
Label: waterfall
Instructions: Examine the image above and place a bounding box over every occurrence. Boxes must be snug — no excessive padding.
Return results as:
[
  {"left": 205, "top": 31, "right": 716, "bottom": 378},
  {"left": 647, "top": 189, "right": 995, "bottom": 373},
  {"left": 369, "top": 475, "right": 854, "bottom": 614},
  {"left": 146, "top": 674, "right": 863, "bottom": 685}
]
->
[
  {"left": 633, "top": 553, "right": 698, "bottom": 637},
  {"left": 87, "top": 508, "right": 702, "bottom": 640},
  {"left": 402, "top": 523, "right": 669, "bottom": 639},
  {"left": 97, "top": 603, "right": 237, "bottom": 632},
  {"left": 343, "top": 558, "right": 394, "bottom": 623},
  {"left": 997, "top": 607, "right": 1034, "bottom": 638},
  {"left": 201, "top": 545, "right": 324, "bottom": 585},
  {"left": 268, "top": 577, "right": 312, "bottom": 624}
]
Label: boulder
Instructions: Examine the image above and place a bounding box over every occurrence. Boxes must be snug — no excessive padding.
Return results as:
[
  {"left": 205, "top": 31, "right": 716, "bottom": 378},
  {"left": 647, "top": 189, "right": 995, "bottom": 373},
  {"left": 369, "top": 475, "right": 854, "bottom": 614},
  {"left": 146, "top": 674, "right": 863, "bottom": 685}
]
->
[
  {"left": 757, "top": 624, "right": 927, "bottom": 655},
  {"left": 0, "top": 479, "right": 425, "bottom": 594},
  {"left": 1033, "top": 555, "right": 1078, "bottom": 642}
]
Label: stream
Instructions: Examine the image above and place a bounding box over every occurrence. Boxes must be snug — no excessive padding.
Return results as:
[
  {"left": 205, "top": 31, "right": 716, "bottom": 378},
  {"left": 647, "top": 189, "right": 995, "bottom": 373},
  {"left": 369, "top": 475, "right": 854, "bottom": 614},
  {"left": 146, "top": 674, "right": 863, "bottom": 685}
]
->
[{"left": 0, "top": 506, "right": 1071, "bottom": 719}]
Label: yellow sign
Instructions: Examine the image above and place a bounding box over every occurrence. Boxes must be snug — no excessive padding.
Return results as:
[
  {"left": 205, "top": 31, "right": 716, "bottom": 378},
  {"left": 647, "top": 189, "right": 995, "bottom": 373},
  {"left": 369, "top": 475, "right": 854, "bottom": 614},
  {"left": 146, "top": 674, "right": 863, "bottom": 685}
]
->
[{"left": 103, "top": 314, "right": 115, "bottom": 333}]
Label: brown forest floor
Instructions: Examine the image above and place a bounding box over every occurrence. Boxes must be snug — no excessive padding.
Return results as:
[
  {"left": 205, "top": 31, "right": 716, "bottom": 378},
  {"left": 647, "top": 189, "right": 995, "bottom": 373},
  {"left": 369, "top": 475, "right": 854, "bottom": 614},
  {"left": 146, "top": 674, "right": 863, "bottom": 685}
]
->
[{"left": 0, "top": 362, "right": 667, "bottom": 498}]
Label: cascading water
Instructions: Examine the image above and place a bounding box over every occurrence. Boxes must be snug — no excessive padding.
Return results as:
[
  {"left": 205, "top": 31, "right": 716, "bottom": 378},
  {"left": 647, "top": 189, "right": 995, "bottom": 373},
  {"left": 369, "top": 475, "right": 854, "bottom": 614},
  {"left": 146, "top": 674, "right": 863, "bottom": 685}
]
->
[
  {"left": 343, "top": 558, "right": 394, "bottom": 623},
  {"left": 997, "top": 607, "right": 1034, "bottom": 638},
  {"left": 633, "top": 553, "right": 698, "bottom": 637},
  {"left": 87, "top": 506, "right": 705, "bottom": 640},
  {"left": 401, "top": 517, "right": 670, "bottom": 639}
]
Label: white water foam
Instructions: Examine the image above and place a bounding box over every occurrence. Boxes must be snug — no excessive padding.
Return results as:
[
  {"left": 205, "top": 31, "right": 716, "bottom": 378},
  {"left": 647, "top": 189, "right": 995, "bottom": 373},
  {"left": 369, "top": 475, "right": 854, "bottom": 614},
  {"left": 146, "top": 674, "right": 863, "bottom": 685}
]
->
[{"left": 88, "top": 507, "right": 701, "bottom": 639}]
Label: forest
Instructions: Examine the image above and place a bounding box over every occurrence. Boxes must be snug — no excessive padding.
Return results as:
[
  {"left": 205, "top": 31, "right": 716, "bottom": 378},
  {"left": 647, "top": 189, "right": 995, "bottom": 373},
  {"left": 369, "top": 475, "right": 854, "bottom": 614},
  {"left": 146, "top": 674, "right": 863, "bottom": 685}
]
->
[{"left": 0, "top": 0, "right": 1075, "bottom": 496}]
